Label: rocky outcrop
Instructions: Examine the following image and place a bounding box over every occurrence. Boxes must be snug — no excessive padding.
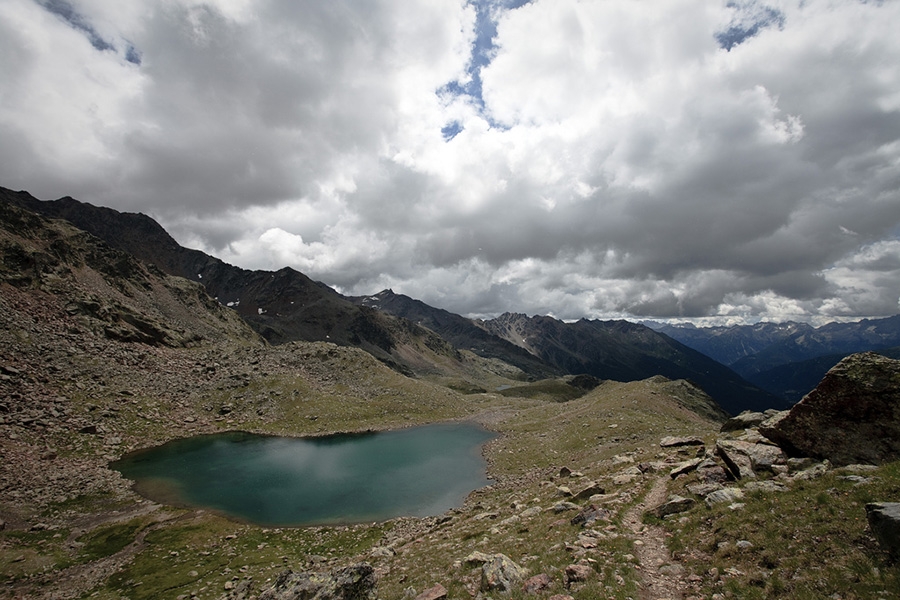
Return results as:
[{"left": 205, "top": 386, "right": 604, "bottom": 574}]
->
[
  {"left": 716, "top": 438, "right": 785, "bottom": 479},
  {"left": 257, "top": 563, "right": 377, "bottom": 600},
  {"left": 759, "top": 353, "right": 900, "bottom": 466},
  {"left": 866, "top": 503, "right": 900, "bottom": 560}
]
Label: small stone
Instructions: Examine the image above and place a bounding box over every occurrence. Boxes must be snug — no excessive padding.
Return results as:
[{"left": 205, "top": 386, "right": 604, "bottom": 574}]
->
[
  {"left": 705, "top": 488, "right": 744, "bottom": 507},
  {"left": 721, "top": 411, "right": 769, "bottom": 432},
  {"left": 564, "top": 563, "right": 593, "bottom": 584},
  {"left": 552, "top": 501, "right": 579, "bottom": 513},
  {"left": 481, "top": 554, "right": 524, "bottom": 593},
  {"left": 686, "top": 482, "right": 723, "bottom": 498},
  {"left": 463, "top": 551, "right": 494, "bottom": 565},
  {"left": 570, "top": 504, "right": 610, "bottom": 527},
  {"left": 660, "top": 435, "right": 705, "bottom": 447},
  {"left": 522, "top": 573, "right": 552, "bottom": 594},
  {"left": 744, "top": 481, "right": 788, "bottom": 493},
  {"left": 414, "top": 583, "right": 447, "bottom": 600}
]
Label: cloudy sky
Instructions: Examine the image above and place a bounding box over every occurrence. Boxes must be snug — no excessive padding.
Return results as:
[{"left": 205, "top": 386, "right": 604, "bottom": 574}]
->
[{"left": 2, "top": 0, "right": 900, "bottom": 324}]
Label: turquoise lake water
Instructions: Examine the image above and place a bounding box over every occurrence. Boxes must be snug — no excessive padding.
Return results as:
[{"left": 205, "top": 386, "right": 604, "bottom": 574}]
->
[{"left": 111, "top": 423, "right": 495, "bottom": 526}]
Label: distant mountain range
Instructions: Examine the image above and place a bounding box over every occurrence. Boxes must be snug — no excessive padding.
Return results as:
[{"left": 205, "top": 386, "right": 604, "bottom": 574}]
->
[
  {"left": 5, "top": 185, "right": 855, "bottom": 415},
  {"left": 355, "top": 290, "right": 778, "bottom": 414},
  {"left": 656, "top": 318, "right": 900, "bottom": 402}
]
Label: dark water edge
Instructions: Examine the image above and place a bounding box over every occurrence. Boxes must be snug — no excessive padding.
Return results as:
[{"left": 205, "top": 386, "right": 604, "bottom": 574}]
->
[{"left": 111, "top": 423, "right": 496, "bottom": 527}]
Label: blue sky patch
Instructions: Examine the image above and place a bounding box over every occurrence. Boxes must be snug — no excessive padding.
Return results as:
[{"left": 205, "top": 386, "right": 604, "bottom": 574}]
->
[
  {"left": 716, "top": 2, "right": 785, "bottom": 51},
  {"left": 437, "top": 0, "right": 532, "bottom": 137},
  {"left": 441, "top": 121, "right": 464, "bottom": 141},
  {"left": 36, "top": 0, "right": 141, "bottom": 64}
]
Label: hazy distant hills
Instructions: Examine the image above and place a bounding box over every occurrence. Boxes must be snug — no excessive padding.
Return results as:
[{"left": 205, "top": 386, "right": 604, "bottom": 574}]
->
[
  {"left": 658, "top": 318, "right": 900, "bottom": 402},
  {"left": 2, "top": 185, "right": 783, "bottom": 414}
]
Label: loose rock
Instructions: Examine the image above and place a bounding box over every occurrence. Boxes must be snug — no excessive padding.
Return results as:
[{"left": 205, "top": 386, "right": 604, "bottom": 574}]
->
[
  {"left": 652, "top": 495, "right": 695, "bottom": 518},
  {"left": 414, "top": 583, "right": 447, "bottom": 600},
  {"left": 480, "top": 554, "right": 524, "bottom": 593},
  {"left": 866, "top": 502, "right": 900, "bottom": 560}
]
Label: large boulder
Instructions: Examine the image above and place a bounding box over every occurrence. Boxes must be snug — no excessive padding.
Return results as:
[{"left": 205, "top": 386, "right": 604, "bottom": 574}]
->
[{"left": 759, "top": 353, "right": 900, "bottom": 466}]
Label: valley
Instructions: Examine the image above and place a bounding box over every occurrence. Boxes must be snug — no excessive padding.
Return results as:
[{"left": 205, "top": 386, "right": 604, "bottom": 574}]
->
[{"left": 1, "top": 191, "right": 899, "bottom": 599}]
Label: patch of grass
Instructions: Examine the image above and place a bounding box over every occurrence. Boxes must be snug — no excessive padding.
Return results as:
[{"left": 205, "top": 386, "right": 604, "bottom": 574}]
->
[
  {"left": 77, "top": 517, "right": 150, "bottom": 561},
  {"left": 91, "top": 514, "right": 395, "bottom": 600},
  {"left": 497, "top": 379, "right": 587, "bottom": 402},
  {"left": 663, "top": 461, "right": 900, "bottom": 599},
  {"left": 0, "top": 528, "right": 73, "bottom": 582}
]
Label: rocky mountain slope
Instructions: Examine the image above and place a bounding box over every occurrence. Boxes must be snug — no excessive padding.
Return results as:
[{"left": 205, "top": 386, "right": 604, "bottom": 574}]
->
[
  {"left": 0, "top": 187, "right": 468, "bottom": 380},
  {"left": 351, "top": 289, "right": 563, "bottom": 379},
  {"left": 5, "top": 186, "right": 782, "bottom": 414},
  {"left": 0, "top": 198, "right": 259, "bottom": 348}
]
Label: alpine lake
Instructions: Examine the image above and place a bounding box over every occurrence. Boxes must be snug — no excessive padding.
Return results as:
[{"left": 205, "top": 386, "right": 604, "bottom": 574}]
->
[{"left": 111, "top": 423, "right": 495, "bottom": 527}]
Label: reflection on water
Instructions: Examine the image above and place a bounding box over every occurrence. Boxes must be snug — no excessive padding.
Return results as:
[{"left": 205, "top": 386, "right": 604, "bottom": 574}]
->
[{"left": 111, "top": 423, "right": 495, "bottom": 526}]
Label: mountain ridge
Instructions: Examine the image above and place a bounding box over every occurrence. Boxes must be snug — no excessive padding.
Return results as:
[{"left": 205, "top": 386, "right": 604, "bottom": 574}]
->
[{"left": 2, "top": 185, "right": 780, "bottom": 413}]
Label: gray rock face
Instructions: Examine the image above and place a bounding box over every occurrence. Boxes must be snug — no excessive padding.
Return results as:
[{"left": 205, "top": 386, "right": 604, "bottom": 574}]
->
[
  {"left": 866, "top": 502, "right": 900, "bottom": 560},
  {"left": 760, "top": 353, "right": 900, "bottom": 466},
  {"left": 257, "top": 563, "right": 377, "bottom": 600}
]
